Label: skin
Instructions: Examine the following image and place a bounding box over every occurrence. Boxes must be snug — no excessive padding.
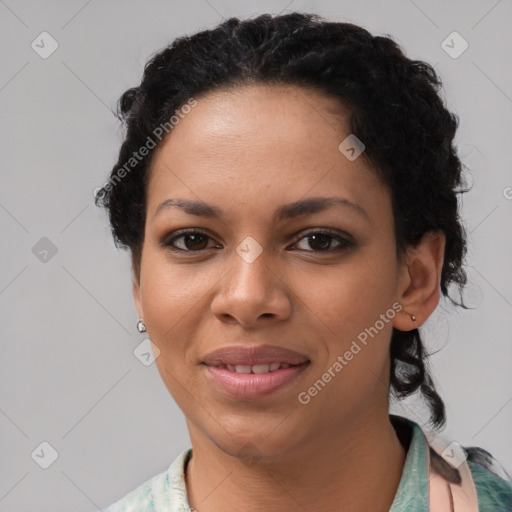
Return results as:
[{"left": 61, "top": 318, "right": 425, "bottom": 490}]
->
[{"left": 132, "top": 84, "right": 446, "bottom": 512}]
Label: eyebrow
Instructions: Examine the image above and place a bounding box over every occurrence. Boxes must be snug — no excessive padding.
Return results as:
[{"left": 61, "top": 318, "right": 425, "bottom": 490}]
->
[{"left": 153, "top": 196, "right": 369, "bottom": 223}]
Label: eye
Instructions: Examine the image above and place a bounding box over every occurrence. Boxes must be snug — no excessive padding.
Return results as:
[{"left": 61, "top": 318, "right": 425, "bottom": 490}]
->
[
  {"left": 291, "top": 229, "right": 354, "bottom": 253},
  {"left": 163, "top": 229, "right": 219, "bottom": 252}
]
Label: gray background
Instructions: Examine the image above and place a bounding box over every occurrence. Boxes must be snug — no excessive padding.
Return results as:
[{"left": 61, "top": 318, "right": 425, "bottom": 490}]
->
[{"left": 1, "top": 0, "right": 511, "bottom": 510}]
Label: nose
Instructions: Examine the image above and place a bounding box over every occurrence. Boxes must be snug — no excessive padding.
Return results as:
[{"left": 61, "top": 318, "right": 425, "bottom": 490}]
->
[{"left": 210, "top": 243, "right": 292, "bottom": 328}]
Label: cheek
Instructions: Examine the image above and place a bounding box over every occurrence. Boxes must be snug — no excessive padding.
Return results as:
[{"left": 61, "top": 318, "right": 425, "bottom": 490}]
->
[
  {"left": 139, "top": 254, "right": 206, "bottom": 351},
  {"left": 140, "top": 258, "right": 208, "bottom": 404},
  {"left": 141, "top": 247, "right": 207, "bottom": 308},
  {"left": 304, "top": 250, "right": 397, "bottom": 339},
  {"left": 299, "top": 268, "right": 397, "bottom": 414}
]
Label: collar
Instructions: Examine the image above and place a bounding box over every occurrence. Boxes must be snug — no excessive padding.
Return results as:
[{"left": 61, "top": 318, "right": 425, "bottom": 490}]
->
[{"left": 389, "top": 414, "right": 430, "bottom": 511}]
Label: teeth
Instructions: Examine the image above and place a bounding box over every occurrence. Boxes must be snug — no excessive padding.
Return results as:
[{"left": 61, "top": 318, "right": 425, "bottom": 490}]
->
[
  {"left": 252, "top": 364, "right": 270, "bottom": 374},
  {"left": 234, "top": 365, "right": 252, "bottom": 374},
  {"left": 220, "top": 363, "right": 294, "bottom": 374}
]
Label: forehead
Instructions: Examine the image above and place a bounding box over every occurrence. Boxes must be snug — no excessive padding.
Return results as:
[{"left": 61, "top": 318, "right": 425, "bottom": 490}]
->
[
  {"left": 156, "top": 84, "right": 351, "bottom": 158},
  {"left": 146, "top": 84, "right": 388, "bottom": 224}
]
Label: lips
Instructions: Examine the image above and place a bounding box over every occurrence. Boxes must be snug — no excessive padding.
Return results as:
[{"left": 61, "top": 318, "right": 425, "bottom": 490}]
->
[
  {"left": 201, "top": 344, "right": 311, "bottom": 399},
  {"left": 202, "top": 344, "right": 310, "bottom": 367}
]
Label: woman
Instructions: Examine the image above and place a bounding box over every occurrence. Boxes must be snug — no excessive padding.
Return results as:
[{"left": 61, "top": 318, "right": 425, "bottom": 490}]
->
[{"left": 95, "top": 12, "right": 512, "bottom": 512}]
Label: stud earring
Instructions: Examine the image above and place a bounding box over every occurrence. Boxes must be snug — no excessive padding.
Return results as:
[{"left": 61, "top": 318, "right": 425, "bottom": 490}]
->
[
  {"left": 410, "top": 314, "right": 417, "bottom": 322},
  {"left": 136, "top": 320, "right": 147, "bottom": 333}
]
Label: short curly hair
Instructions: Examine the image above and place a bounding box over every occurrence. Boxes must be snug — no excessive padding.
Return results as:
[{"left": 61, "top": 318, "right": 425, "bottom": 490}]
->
[{"left": 95, "top": 12, "right": 471, "bottom": 431}]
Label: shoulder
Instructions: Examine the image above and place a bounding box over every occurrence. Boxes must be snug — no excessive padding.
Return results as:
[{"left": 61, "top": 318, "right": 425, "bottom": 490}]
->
[{"left": 466, "top": 447, "right": 512, "bottom": 512}]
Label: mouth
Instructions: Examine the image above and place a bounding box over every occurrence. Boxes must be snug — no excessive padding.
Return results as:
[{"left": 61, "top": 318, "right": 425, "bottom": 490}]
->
[
  {"left": 201, "top": 360, "right": 311, "bottom": 399},
  {"left": 200, "top": 344, "right": 311, "bottom": 399}
]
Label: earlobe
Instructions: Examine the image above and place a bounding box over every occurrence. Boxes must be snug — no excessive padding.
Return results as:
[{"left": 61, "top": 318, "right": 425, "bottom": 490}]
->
[
  {"left": 392, "top": 302, "right": 419, "bottom": 332},
  {"left": 392, "top": 231, "right": 446, "bottom": 332}
]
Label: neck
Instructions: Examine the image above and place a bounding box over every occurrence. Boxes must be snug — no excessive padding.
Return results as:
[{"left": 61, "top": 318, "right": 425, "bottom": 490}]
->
[{"left": 184, "top": 411, "right": 407, "bottom": 512}]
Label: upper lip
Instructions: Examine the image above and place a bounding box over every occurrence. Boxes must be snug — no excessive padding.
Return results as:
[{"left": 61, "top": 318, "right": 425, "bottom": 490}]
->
[{"left": 202, "top": 344, "right": 310, "bottom": 366}]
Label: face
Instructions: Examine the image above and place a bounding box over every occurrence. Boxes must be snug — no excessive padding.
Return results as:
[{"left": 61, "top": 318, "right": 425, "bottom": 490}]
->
[{"left": 133, "top": 84, "right": 411, "bottom": 459}]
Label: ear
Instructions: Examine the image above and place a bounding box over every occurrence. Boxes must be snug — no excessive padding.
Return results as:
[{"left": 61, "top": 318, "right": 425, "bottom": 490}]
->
[{"left": 392, "top": 230, "right": 446, "bottom": 331}]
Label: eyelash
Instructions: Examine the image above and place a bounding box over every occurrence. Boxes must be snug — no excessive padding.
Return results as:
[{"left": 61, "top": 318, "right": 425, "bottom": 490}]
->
[{"left": 162, "top": 228, "right": 354, "bottom": 254}]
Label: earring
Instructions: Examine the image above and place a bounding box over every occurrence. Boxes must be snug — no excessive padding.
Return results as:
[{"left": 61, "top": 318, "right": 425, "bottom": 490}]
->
[
  {"left": 410, "top": 314, "right": 417, "bottom": 322},
  {"left": 136, "top": 320, "right": 147, "bottom": 333}
]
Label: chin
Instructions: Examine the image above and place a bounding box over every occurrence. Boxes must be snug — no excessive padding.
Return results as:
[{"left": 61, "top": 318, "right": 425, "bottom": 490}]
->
[{"left": 208, "top": 418, "right": 304, "bottom": 463}]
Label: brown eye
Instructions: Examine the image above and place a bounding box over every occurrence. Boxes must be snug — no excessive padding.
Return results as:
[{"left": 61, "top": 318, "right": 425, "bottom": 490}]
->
[
  {"left": 163, "top": 230, "right": 217, "bottom": 252},
  {"left": 305, "top": 233, "right": 332, "bottom": 251},
  {"left": 292, "top": 230, "right": 354, "bottom": 253}
]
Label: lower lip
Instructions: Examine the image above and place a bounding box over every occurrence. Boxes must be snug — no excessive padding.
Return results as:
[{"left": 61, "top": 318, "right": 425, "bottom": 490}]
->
[{"left": 203, "top": 362, "right": 310, "bottom": 399}]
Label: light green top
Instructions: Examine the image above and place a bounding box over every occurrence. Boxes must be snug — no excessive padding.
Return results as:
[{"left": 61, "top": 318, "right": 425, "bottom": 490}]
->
[{"left": 103, "top": 415, "right": 512, "bottom": 511}]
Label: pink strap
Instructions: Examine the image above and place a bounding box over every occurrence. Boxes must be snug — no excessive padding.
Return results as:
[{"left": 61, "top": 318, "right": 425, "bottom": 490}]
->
[{"left": 428, "top": 442, "right": 479, "bottom": 511}]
